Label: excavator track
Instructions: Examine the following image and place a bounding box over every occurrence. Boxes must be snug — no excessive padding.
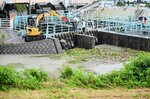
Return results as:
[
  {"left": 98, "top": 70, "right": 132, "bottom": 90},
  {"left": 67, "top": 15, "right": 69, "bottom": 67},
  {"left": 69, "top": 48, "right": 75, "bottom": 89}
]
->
[{"left": 25, "top": 34, "right": 46, "bottom": 42}]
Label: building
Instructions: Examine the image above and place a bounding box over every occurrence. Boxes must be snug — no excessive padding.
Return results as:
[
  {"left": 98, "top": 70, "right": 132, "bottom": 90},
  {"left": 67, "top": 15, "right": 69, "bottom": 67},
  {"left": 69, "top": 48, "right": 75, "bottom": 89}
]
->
[{"left": 69, "top": 0, "right": 95, "bottom": 4}]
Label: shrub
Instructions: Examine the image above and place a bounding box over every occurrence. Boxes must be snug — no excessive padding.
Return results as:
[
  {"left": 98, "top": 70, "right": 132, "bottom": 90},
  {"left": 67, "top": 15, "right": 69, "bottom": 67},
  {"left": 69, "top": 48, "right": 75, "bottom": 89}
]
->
[
  {"left": 0, "top": 66, "right": 19, "bottom": 90},
  {"left": 60, "top": 66, "right": 73, "bottom": 79},
  {"left": 0, "top": 66, "right": 48, "bottom": 90},
  {"left": 60, "top": 67, "right": 108, "bottom": 88},
  {"left": 145, "top": 3, "right": 150, "bottom": 8},
  {"left": 117, "top": 2, "right": 125, "bottom": 6},
  {"left": 121, "top": 53, "right": 150, "bottom": 88}
]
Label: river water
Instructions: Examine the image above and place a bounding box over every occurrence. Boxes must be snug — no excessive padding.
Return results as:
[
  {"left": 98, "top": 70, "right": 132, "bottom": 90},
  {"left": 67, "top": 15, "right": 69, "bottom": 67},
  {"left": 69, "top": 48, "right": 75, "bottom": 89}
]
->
[{"left": 0, "top": 54, "right": 123, "bottom": 77}]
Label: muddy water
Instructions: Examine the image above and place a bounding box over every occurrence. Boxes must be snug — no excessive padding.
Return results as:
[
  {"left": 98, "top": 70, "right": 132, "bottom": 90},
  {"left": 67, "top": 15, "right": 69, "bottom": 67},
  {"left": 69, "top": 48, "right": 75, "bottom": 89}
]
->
[
  {"left": 0, "top": 55, "right": 67, "bottom": 75},
  {"left": 0, "top": 54, "right": 123, "bottom": 76}
]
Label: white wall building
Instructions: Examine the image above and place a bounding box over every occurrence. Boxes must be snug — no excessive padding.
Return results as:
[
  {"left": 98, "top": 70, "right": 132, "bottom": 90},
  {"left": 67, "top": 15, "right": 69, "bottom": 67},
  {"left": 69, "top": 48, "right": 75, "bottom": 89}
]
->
[
  {"left": 69, "top": 0, "right": 95, "bottom": 4},
  {"left": 4, "top": 0, "right": 64, "bottom": 5}
]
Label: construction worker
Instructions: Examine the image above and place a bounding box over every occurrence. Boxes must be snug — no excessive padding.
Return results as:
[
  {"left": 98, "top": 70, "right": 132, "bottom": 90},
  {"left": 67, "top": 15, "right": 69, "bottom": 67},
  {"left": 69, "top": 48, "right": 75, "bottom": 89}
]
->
[{"left": 82, "top": 19, "right": 86, "bottom": 32}]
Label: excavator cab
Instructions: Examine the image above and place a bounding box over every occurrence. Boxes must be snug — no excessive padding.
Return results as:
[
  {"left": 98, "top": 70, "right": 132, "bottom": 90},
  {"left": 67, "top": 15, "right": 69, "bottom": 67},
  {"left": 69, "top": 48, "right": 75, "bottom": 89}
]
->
[
  {"left": 26, "top": 17, "right": 44, "bottom": 42},
  {"left": 28, "top": 17, "right": 36, "bottom": 26}
]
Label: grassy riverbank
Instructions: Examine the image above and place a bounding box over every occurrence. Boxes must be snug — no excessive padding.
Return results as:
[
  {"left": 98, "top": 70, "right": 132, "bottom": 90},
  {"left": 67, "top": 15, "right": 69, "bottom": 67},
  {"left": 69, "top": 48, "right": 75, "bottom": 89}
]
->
[{"left": 0, "top": 46, "right": 150, "bottom": 98}]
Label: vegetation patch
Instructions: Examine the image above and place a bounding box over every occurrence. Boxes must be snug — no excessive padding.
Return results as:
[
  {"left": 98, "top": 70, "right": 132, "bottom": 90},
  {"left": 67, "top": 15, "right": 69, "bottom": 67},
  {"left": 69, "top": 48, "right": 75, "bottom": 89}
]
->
[
  {"left": 14, "top": 4, "right": 27, "bottom": 13},
  {"left": 117, "top": 2, "right": 125, "bottom": 6},
  {"left": 0, "top": 34, "right": 5, "bottom": 45},
  {"left": 30, "top": 47, "right": 140, "bottom": 65},
  {"left": 145, "top": 3, "right": 150, "bottom": 8},
  {"left": 64, "top": 47, "right": 139, "bottom": 64},
  {"left": 60, "top": 53, "right": 150, "bottom": 89},
  {"left": 0, "top": 66, "right": 48, "bottom": 90}
]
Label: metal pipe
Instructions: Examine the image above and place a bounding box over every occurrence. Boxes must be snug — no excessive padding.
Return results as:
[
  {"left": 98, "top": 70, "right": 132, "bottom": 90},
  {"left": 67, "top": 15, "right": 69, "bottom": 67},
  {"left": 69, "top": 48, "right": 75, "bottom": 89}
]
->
[{"left": 29, "top": 0, "right": 31, "bottom": 15}]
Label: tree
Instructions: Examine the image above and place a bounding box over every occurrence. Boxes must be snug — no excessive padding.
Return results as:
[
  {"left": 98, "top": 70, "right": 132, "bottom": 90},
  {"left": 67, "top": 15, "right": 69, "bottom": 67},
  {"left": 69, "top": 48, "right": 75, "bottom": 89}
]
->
[{"left": 14, "top": 3, "right": 27, "bottom": 13}]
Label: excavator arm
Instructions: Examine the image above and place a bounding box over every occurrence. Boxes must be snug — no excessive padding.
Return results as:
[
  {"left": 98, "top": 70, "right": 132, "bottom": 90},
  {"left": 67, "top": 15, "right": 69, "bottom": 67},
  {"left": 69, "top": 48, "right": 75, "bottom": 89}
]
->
[{"left": 35, "top": 10, "right": 68, "bottom": 27}]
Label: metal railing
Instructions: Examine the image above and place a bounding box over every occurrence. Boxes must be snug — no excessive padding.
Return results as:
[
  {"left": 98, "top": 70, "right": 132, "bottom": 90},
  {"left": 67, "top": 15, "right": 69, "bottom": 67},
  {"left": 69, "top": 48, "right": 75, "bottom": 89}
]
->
[
  {"left": 13, "top": 11, "right": 74, "bottom": 38},
  {"left": 45, "top": 23, "right": 73, "bottom": 38},
  {"left": 13, "top": 10, "right": 75, "bottom": 31},
  {"left": 83, "top": 16, "right": 150, "bottom": 38},
  {"left": 12, "top": 9, "right": 150, "bottom": 38}
]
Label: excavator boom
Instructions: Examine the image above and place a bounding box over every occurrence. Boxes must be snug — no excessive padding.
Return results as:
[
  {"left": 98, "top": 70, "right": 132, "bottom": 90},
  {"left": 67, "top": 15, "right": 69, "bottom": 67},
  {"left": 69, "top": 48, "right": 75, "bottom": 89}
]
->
[{"left": 36, "top": 10, "right": 68, "bottom": 27}]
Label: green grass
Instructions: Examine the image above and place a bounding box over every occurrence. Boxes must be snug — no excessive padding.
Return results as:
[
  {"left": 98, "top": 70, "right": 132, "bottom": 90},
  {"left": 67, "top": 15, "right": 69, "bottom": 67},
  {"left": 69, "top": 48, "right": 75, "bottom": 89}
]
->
[{"left": 0, "top": 85, "right": 149, "bottom": 99}]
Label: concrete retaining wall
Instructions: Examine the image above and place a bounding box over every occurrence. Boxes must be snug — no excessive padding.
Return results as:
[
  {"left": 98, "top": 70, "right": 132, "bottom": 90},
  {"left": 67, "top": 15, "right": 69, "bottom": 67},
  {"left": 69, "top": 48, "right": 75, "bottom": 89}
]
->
[
  {"left": 75, "top": 34, "right": 95, "bottom": 49},
  {"left": 52, "top": 31, "right": 150, "bottom": 51},
  {"left": 95, "top": 31, "right": 150, "bottom": 51},
  {"left": 2, "top": 30, "right": 150, "bottom": 54},
  {"left": 0, "top": 38, "right": 63, "bottom": 54},
  {"left": 46, "top": 31, "right": 150, "bottom": 51}
]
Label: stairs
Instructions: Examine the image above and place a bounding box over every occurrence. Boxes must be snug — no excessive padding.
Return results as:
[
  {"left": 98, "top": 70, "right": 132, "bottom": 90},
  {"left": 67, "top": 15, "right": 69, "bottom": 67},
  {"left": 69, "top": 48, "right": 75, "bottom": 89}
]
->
[
  {"left": 73, "top": 0, "right": 102, "bottom": 15},
  {"left": 133, "top": 9, "right": 144, "bottom": 21}
]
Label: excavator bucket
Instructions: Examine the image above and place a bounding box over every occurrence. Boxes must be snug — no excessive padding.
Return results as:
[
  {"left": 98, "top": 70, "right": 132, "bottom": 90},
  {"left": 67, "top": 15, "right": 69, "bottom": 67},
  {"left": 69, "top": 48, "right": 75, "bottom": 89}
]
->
[
  {"left": 47, "top": 2, "right": 56, "bottom": 11},
  {"left": 59, "top": 2, "right": 66, "bottom": 10},
  {"left": 62, "top": 17, "right": 68, "bottom": 22}
]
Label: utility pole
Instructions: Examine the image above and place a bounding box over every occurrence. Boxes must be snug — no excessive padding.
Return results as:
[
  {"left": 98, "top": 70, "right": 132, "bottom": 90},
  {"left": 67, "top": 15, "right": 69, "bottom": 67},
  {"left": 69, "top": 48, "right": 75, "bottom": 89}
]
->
[{"left": 29, "top": 0, "right": 31, "bottom": 15}]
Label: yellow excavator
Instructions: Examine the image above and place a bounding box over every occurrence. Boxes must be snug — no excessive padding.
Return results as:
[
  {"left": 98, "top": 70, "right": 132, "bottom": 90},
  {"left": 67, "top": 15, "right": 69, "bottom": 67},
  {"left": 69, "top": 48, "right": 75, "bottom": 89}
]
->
[{"left": 24, "top": 2, "right": 68, "bottom": 42}]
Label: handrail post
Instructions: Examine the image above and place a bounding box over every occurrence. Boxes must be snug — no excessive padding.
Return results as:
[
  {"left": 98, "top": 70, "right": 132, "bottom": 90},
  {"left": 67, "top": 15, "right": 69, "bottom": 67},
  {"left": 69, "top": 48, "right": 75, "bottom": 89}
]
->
[
  {"left": 0, "top": 18, "right": 1, "bottom": 28},
  {"left": 54, "top": 24, "right": 56, "bottom": 34},
  {"left": 46, "top": 25, "right": 49, "bottom": 39}
]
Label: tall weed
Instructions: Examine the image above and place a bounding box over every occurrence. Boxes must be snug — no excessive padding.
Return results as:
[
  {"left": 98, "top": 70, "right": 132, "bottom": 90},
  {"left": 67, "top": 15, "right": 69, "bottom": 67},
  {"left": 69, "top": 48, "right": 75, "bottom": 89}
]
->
[{"left": 24, "top": 68, "right": 48, "bottom": 82}]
